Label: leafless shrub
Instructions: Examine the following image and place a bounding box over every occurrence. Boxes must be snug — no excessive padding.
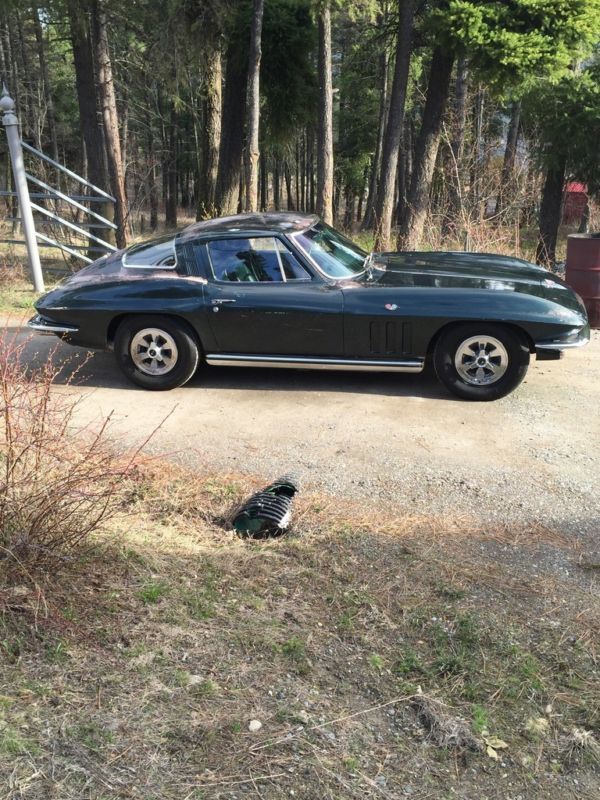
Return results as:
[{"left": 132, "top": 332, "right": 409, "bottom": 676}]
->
[
  {"left": 412, "top": 694, "right": 482, "bottom": 751},
  {"left": 0, "top": 330, "right": 150, "bottom": 573},
  {"left": 560, "top": 728, "right": 600, "bottom": 766}
]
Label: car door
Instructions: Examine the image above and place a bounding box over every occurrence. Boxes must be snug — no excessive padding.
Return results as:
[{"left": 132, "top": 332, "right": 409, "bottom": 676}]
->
[{"left": 202, "top": 235, "right": 344, "bottom": 356}]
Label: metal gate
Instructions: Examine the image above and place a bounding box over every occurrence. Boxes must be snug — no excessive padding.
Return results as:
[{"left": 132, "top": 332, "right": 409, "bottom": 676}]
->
[{"left": 0, "top": 85, "right": 117, "bottom": 292}]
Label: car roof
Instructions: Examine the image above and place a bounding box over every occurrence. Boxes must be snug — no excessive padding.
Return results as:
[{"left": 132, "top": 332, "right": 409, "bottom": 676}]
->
[{"left": 179, "top": 212, "right": 318, "bottom": 241}]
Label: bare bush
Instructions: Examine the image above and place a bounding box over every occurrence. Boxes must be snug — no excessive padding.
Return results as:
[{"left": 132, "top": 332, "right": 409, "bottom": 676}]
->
[{"left": 0, "top": 330, "right": 146, "bottom": 572}]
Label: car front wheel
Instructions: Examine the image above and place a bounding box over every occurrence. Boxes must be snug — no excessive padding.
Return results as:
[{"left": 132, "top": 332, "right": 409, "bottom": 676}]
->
[
  {"left": 433, "top": 323, "right": 530, "bottom": 401},
  {"left": 114, "top": 315, "right": 199, "bottom": 390}
]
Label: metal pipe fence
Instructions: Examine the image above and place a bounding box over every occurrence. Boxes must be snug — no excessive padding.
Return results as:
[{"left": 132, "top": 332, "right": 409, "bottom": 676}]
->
[{"left": 0, "top": 85, "right": 117, "bottom": 292}]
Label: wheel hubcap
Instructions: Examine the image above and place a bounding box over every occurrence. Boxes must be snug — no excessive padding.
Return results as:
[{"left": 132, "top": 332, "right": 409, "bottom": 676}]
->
[
  {"left": 455, "top": 335, "right": 508, "bottom": 386},
  {"left": 130, "top": 328, "right": 178, "bottom": 376}
]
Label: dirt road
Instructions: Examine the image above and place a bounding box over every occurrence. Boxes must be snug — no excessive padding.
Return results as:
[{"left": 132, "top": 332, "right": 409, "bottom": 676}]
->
[{"left": 6, "top": 317, "right": 600, "bottom": 546}]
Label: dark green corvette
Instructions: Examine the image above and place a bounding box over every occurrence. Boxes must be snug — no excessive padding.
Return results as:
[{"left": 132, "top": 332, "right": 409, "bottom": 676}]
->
[{"left": 29, "top": 212, "right": 589, "bottom": 400}]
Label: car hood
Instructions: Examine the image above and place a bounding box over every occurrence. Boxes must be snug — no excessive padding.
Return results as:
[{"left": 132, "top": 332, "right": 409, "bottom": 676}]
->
[
  {"left": 351, "top": 250, "right": 584, "bottom": 316},
  {"left": 370, "top": 251, "right": 547, "bottom": 286}
]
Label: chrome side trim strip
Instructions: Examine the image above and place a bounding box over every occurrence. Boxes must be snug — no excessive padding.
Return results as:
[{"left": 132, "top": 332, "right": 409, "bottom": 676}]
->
[
  {"left": 205, "top": 354, "right": 424, "bottom": 373},
  {"left": 27, "top": 319, "right": 79, "bottom": 335}
]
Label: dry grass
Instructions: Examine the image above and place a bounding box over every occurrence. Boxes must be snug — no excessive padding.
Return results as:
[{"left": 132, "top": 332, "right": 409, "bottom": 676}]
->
[{"left": 0, "top": 462, "right": 598, "bottom": 799}]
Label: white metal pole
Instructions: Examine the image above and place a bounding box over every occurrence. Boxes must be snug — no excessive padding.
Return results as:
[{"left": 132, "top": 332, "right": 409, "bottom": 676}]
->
[{"left": 0, "top": 85, "right": 44, "bottom": 293}]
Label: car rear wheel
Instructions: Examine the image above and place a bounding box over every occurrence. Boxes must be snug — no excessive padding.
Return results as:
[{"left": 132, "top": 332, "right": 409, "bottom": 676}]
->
[
  {"left": 114, "top": 315, "right": 199, "bottom": 390},
  {"left": 433, "top": 323, "right": 530, "bottom": 401}
]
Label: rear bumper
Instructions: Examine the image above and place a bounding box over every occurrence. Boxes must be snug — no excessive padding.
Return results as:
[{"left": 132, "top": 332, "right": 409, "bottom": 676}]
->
[{"left": 27, "top": 314, "right": 79, "bottom": 335}]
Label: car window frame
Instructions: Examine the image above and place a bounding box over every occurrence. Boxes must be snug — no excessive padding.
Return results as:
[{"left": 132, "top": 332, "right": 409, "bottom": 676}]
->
[
  {"left": 204, "top": 234, "right": 315, "bottom": 285},
  {"left": 290, "top": 223, "right": 367, "bottom": 280},
  {"left": 122, "top": 234, "right": 179, "bottom": 271}
]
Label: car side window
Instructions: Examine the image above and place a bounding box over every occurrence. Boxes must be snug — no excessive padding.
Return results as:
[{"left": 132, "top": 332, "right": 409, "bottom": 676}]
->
[
  {"left": 275, "top": 239, "right": 312, "bottom": 280},
  {"left": 207, "top": 237, "right": 311, "bottom": 283}
]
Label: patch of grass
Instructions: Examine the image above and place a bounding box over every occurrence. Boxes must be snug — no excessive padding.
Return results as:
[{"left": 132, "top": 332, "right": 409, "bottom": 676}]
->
[
  {"left": 281, "top": 635, "right": 306, "bottom": 663},
  {"left": 61, "top": 605, "right": 77, "bottom": 622},
  {"left": 72, "top": 722, "right": 115, "bottom": 751},
  {"left": 137, "top": 581, "right": 169, "bottom": 604},
  {"left": 180, "top": 562, "right": 222, "bottom": 620},
  {"left": 436, "top": 584, "right": 468, "bottom": 601},
  {"left": 516, "top": 653, "right": 544, "bottom": 691},
  {"left": 337, "top": 610, "right": 355, "bottom": 631},
  {"left": 190, "top": 678, "right": 218, "bottom": 698},
  {"left": 0, "top": 727, "right": 40, "bottom": 756},
  {"left": 393, "top": 647, "right": 427, "bottom": 677},
  {"left": 1, "top": 636, "right": 23, "bottom": 664},
  {"left": 44, "top": 638, "right": 69, "bottom": 664},
  {"left": 342, "top": 755, "right": 359, "bottom": 772},
  {"left": 0, "top": 280, "right": 39, "bottom": 314},
  {"left": 471, "top": 704, "right": 490, "bottom": 735},
  {"left": 182, "top": 588, "right": 216, "bottom": 620},
  {"left": 369, "top": 653, "right": 384, "bottom": 671}
]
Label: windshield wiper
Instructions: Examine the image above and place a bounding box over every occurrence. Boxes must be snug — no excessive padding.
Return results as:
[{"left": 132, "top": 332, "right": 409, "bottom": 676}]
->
[{"left": 363, "top": 252, "right": 375, "bottom": 280}]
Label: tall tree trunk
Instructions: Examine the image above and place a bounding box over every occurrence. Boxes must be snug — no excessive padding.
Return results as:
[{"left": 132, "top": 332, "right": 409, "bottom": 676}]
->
[
  {"left": 1, "top": 16, "right": 19, "bottom": 114},
  {"left": 578, "top": 197, "right": 590, "bottom": 234},
  {"left": 91, "top": 0, "right": 127, "bottom": 248},
  {"left": 317, "top": 2, "right": 333, "bottom": 224},
  {"left": 300, "top": 132, "right": 306, "bottom": 211},
  {"left": 536, "top": 159, "right": 566, "bottom": 267},
  {"left": 308, "top": 131, "right": 316, "bottom": 211},
  {"left": 374, "top": 0, "right": 414, "bottom": 250},
  {"left": 198, "top": 42, "right": 221, "bottom": 218},
  {"left": 259, "top": 149, "right": 268, "bottom": 211},
  {"left": 31, "top": 6, "right": 59, "bottom": 163},
  {"left": 469, "top": 86, "right": 485, "bottom": 221},
  {"left": 396, "top": 119, "right": 413, "bottom": 225},
  {"left": 295, "top": 138, "right": 301, "bottom": 210},
  {"left": 68, "top": 0, "right": 113, "bottom": 252},
  {"left": 215, "top": 45, "right": 248, "bottom": 215},
  {"left": 244, "top": 0, "right": 264, "bottom": 212},
  {"left": 284, "top": 160, "right": 294, "bottom": 210},
  {"left": 147, "top": 126, "right": 158, "bottom": 231},
  {"left": 398, "top": 47, "right": 455, "bottom": 250},
  {"left": 495, "top": 101, "right": 521, "bottom": 218},
  {"left": 274, "top": 156, "right": 281, "bottom": 210},
  {"left": 443, "top": 55, "right": 468, "bottom": 238},
  {"left": 14, "top": 11, "right": 38, "bottom": 147},
  {"left": 362, "top": 44, "right": 389, "bottom": 230},
  {"left": 165, "top": 104, "right": 178, "bottom": 227}
]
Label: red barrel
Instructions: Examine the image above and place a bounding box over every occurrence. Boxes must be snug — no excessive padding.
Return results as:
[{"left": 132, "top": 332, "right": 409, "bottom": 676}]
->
[{"left": 566, "top": 233, "right": 600, "bottom": 329}]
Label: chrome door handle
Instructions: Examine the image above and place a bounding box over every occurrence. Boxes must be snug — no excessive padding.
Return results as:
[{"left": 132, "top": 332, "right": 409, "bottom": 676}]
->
[{"left": 211, "top": 298, "right": 236, "bottom": 305}]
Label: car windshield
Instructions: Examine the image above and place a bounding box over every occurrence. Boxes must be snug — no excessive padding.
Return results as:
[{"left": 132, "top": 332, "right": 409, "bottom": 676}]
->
[{"left": 293, "top": 223, "right": 367, "bottom": 279}]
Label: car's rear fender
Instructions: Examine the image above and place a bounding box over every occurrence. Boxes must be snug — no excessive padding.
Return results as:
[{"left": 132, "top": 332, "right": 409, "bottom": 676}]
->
[{"left": 106, "top": 312, "right": 210, "bottom": 353}]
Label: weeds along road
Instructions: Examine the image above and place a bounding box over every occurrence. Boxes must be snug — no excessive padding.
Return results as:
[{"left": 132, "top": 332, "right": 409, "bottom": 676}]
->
[{"left": 7, "top": 317, "right": 600, "bottom": 548}]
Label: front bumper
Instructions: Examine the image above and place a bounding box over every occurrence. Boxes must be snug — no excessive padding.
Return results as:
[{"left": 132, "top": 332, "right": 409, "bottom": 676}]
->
[
  {"left": 27, "top": 314, "right": 79, "bottom": 336},
  {"left": 534, "top": 324, "right": 590, "bottom": 359}
]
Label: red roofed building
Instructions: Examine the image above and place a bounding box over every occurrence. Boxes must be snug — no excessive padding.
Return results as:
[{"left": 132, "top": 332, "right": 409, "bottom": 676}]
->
[{"left": 563, "top": 182, "right": 588, "bottom": 224}]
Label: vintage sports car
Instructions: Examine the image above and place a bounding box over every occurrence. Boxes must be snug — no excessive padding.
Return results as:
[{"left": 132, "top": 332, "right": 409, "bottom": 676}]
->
[{"left": 29, "top": 213, "right": 589, "bottom": 400}]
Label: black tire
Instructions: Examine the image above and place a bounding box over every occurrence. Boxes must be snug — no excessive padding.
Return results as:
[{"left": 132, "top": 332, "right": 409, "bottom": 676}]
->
[
  {"left": 114, "top": 315, "right": 200, "bottom": 390},
  {"left": 433, "top": 323, "right": 530, "bottom": 401}
]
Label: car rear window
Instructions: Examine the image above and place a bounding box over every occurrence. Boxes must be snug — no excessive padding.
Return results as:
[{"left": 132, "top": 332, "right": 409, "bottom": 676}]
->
[{"left": 123, "top": 235, "right": 177, "bottom": 268}]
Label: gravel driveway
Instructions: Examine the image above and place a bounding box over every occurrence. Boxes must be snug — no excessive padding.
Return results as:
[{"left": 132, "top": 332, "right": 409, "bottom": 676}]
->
[{"left": 7, "top": 318, "right": 600, "bottom": 553}]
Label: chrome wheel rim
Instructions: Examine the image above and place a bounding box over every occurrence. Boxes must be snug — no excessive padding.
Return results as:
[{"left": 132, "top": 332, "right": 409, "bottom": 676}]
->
[
  {"left": 454, "top": 335, "right": 508, "bottom": 386},
  {"left": 130, "top": 328, "right": 178, "bottom": 376}
]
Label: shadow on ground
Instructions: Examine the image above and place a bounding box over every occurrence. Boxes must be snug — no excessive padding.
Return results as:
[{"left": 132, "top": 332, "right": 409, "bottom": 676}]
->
[{"left": 7, "top": 324, "right": 453, "bottom": 400}]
